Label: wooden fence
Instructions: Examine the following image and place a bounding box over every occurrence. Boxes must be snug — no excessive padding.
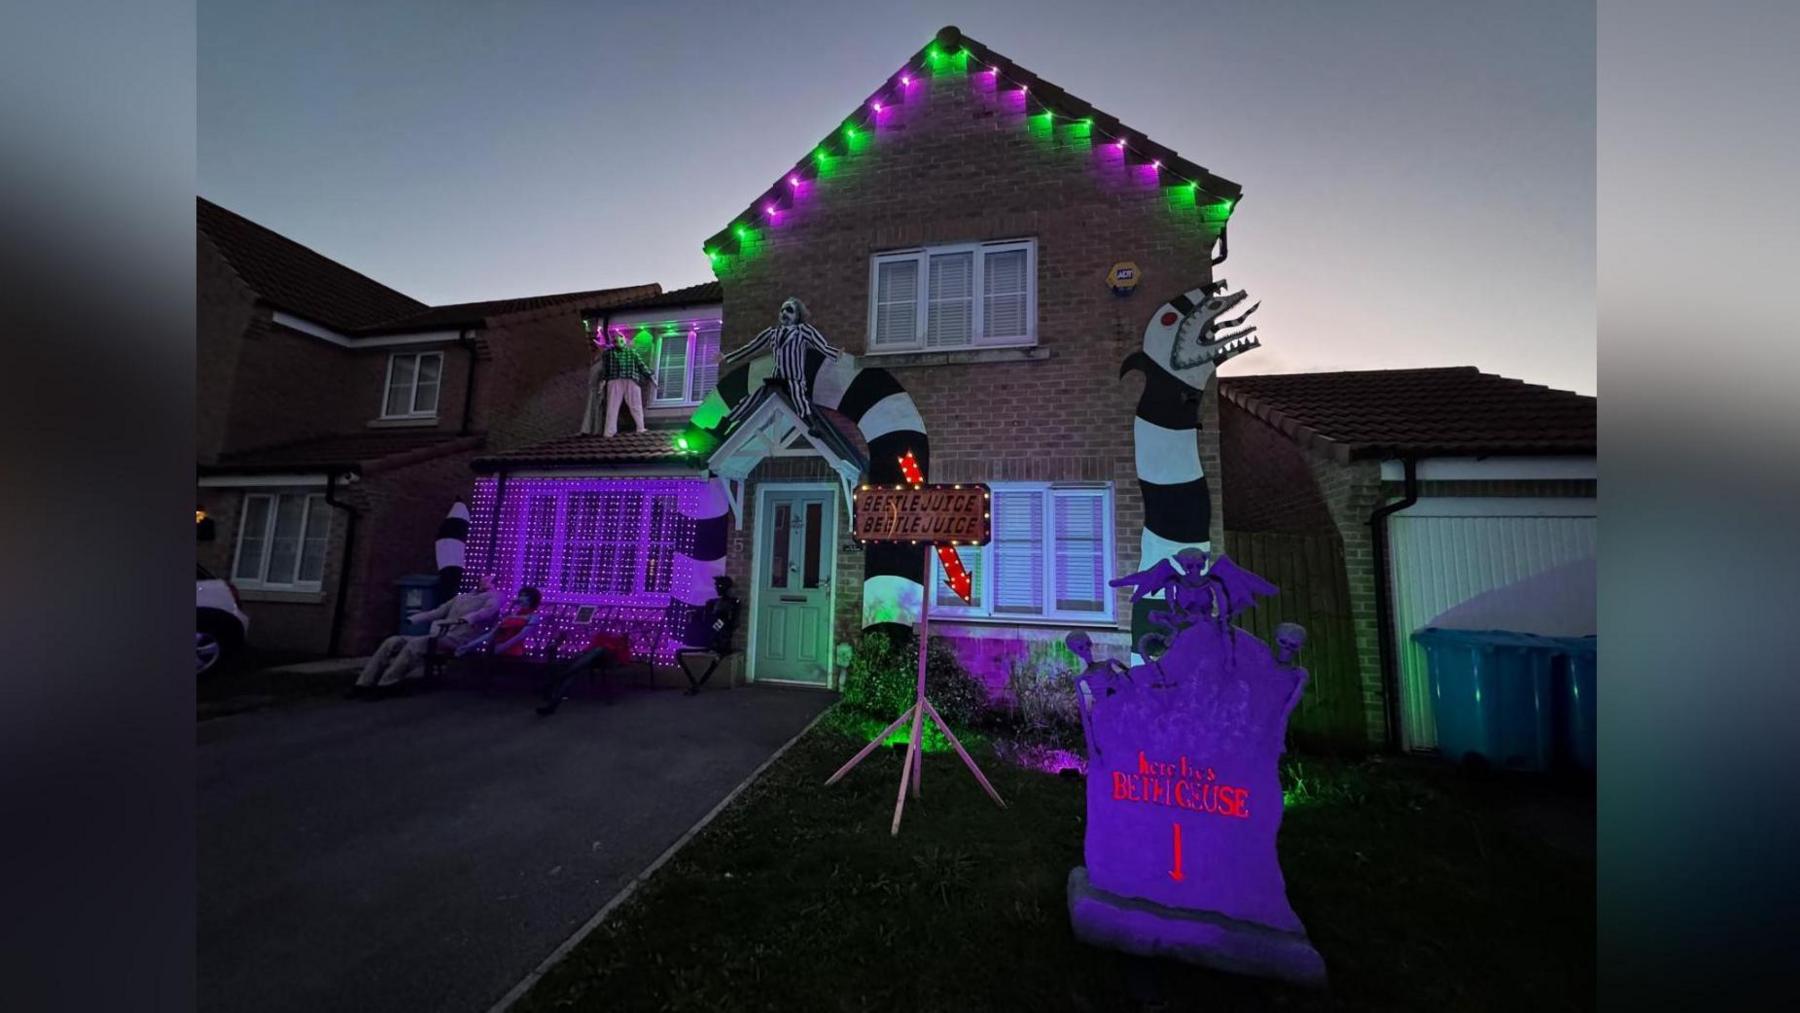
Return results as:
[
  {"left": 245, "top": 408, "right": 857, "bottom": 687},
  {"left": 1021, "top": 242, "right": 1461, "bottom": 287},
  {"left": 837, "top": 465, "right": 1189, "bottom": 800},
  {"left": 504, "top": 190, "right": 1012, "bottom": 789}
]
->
[{"left": 1224, "top": 530, "right": 1368, "bottom": 751}]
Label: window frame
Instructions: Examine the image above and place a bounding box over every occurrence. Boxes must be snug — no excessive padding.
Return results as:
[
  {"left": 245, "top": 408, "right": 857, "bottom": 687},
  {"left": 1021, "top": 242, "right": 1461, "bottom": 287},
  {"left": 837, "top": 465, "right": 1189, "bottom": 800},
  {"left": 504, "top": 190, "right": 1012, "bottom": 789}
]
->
[
  {"left": 866, "top": 238, "right": 1037, "bottom": 354},
  {"left": 647, "top": 322, "right": 723, "bottom": 408},
  {"left": 515, "top": 488, "right": 692, "bottom": 604},
  {"left": 380, "top": 350, "right": 445, "bottom": 419},
  {"left": 931, "top": 481, "right": 1114, "bottom": 624},
  {"left": 231, "top": 490, "right": 330, "bottom": 591}
]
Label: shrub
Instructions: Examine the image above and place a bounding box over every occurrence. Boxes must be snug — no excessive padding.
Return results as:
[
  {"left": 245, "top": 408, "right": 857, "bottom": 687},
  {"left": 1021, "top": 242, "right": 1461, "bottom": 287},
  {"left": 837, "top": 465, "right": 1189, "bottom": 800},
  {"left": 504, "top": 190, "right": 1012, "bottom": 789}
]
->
[
  {"left": 1002, "top": 639, "right": 1085, "bottom": 751},
  {"left": 838, "top": 630, "right": 987, "bottom": 730}
]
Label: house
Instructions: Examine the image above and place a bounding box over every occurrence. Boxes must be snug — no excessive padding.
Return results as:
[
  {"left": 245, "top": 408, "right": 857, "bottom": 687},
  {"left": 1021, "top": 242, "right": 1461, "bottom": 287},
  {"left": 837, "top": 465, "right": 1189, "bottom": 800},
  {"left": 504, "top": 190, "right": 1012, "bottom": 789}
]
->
[
  {"left": 196, "top": 197, "right": 659, "bottom": 656},
  {"left": 464, "top": 26, "right": 1243, "bottom": 694},
  {"left": 1218, "top": 366, "right": 1597, "bottom": 751}
]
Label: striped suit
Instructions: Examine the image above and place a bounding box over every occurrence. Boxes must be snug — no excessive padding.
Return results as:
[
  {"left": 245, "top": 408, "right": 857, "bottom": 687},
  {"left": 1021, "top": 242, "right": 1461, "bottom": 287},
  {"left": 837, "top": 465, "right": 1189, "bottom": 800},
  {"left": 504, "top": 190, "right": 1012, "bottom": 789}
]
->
[{"left": 719, "top": 322, "right": 842, "bottom": 426}]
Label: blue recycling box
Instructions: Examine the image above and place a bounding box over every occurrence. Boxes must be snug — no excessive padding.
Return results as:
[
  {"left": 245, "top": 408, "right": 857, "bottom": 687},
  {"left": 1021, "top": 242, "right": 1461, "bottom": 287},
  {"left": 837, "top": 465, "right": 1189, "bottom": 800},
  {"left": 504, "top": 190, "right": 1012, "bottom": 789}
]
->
[
  {"left": 1413, "top": 629, "right": 1558, "bottom": 772},
  {"left": 395, "top": 574, "right": 444, "bottom": 636},
  {"left": 1558, "top": 637, "right": 1598, "bottom": 773}
]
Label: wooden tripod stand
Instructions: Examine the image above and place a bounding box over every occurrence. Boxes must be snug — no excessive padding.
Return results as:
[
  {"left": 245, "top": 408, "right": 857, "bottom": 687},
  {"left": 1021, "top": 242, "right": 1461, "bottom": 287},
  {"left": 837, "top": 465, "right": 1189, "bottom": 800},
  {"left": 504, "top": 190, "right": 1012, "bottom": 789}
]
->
[{"left": 825, "top": 545, "right": 1006, "bottom": 835}]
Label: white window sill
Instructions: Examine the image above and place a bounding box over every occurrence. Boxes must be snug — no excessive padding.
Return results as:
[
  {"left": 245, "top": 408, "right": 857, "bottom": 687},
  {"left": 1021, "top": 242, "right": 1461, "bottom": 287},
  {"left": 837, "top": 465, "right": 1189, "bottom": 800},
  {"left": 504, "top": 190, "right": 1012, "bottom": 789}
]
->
[
  {"left": 858, "top": 345, "right": 1048, "bottom": 368},
  {"left": 237, "top": 588, "right": 327, "bottom": 604},
  {"left": 926, "top": 613, "right": 1117, "bottom": 629},
  {"left": 368, "top": 415, "right": 440, "bottom": 428}
]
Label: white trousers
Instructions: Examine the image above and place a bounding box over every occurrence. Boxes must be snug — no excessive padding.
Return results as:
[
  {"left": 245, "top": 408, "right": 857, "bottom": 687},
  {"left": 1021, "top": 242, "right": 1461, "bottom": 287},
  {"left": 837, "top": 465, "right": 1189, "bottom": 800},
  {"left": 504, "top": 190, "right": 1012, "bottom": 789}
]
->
[{"left": 604, "top": 379, "right": 645, "bottom": 436}]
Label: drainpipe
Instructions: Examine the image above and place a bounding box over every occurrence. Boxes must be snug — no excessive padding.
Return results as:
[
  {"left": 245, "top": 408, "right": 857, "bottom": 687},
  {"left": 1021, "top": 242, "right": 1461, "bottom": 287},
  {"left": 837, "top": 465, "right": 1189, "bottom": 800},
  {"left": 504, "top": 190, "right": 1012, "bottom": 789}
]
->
[
  {"left": 324, "top": 470, "right": 361, "bottom": 656},
  {"left": 458, "top": 329, "right": 478, "bottom": 436},
  {"left": 1368, "top": 456, "right": 1420, "bottom": 752},
  {"left": 1211, "top": 224, "right": 1229, "bottom": 266}
]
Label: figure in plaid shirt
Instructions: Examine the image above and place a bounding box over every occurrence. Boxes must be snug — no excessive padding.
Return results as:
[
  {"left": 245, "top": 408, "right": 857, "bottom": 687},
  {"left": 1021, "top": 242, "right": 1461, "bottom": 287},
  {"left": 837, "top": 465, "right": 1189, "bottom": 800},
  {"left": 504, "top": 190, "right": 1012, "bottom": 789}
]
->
[{"left": 596, "top": 332, "right": 657, "bottom": 436}]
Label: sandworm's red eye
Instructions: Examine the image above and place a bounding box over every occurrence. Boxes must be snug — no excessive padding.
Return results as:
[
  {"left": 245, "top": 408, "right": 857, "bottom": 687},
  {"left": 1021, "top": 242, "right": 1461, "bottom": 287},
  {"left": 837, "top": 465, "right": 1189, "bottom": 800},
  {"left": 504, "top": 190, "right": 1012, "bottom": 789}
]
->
[{"left": 1160, "top": 312, "right": 1179, "bottom": 326}]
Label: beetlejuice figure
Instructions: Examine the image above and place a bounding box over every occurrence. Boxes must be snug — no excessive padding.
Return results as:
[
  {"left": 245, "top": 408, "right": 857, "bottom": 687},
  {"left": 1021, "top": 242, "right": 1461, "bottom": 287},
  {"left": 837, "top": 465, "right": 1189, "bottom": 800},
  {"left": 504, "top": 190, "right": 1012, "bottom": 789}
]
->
[{"left": 719, "top": 296, "right": 842, "bottom": 428}]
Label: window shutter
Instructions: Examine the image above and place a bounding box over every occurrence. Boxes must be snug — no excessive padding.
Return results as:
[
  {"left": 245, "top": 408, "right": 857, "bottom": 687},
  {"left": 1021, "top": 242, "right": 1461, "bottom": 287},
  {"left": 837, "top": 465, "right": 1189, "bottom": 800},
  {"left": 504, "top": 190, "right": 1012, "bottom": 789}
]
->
[
  {"left": 298, "top": 495, "right": 330, "bottom": 584},
  {"left": 874, "top": 259, "right": 919, "bottom": 347},
  {"left": 412, "top": 353, "right": 442, "bottom": 413},
  {"left": 1053, "top": 491, "right": 1107, "bottom": 612},
  {"left": 926, "top": 251, "right": 974, "bottom": 347},
  {"left": 983, "top": 248, "right": 1029, "bottom": 341},
  {"left": 690, "top": 325, "right": 721, "bottom": 401},
  {"left": 235, "top": 495, "right": 272, "bottom": 581},
  {"left": 991, "top": 490, "right": 1045, "bottom": 614},
  {"left": 385, "top": 354, "right": 416, "bottom": 416}
]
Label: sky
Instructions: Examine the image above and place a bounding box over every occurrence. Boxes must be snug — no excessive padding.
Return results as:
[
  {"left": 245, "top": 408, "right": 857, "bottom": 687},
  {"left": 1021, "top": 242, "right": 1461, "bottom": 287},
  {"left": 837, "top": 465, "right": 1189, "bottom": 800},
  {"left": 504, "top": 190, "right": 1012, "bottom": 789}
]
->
[{"left": 199, "top": 0, "right": 1594, "bottom": 395}]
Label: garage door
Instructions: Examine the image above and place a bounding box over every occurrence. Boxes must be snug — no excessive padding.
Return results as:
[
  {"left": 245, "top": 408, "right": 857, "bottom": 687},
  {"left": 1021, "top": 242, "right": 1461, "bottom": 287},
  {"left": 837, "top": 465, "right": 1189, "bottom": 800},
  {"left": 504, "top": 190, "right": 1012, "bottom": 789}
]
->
[{"left": 1387, "top": 498, "right": 1596, "bottom": 750}]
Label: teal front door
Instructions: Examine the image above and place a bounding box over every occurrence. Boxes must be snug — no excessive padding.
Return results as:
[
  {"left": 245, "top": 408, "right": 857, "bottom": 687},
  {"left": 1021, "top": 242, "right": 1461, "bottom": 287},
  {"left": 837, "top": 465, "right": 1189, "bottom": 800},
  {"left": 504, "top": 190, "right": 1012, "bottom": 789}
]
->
[{"left": 753, "top": 488, "right": 835, "bottom": 685}]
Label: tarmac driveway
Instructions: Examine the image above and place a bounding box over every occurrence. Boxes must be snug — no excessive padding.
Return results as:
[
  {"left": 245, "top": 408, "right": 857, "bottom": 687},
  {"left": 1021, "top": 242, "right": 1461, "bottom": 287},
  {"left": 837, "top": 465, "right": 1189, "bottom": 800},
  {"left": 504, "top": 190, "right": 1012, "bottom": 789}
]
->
[{"left": 198, "top": 685, "right": 832, "bottom": 1013}]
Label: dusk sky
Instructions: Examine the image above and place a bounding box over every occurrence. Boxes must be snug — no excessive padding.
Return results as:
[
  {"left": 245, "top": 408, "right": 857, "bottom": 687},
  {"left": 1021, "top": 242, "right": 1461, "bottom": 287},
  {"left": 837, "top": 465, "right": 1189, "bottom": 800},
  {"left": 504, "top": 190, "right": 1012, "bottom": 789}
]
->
[{"left": 199, "top": 0, "right": 1594, "bottom": 395}]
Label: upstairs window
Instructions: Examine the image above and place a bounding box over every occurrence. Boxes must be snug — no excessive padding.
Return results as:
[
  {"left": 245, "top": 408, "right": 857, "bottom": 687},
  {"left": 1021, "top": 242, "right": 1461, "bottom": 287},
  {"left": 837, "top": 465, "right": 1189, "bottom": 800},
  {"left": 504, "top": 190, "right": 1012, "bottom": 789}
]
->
[
  {"left": 869, "top": 239, "right": 1035, "bottom": 352},
  {"left": 233, "top": 491, "right": 330, "bottom": 591},
  {"left": 931, "top": 483, "right": 1113, "bottom": 622},
  {"left": 648, "top": 322, "right": 723, "bottom": 407},
  {"left": 383, "top": 351, "right": 443, "bottom": 418}
]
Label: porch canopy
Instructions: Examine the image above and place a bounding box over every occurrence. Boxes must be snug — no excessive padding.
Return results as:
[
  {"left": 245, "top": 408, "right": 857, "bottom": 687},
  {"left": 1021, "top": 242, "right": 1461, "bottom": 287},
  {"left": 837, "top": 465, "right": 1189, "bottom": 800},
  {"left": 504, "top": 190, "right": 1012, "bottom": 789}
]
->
[{"left": 704, "top": 392, "right": 869, "bottom": 528}]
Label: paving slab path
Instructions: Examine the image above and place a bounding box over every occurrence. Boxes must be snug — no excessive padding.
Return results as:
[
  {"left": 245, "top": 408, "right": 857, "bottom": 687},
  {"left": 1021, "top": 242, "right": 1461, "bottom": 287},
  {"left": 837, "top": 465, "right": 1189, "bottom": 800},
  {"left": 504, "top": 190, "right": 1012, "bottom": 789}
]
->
[{"left": 199, "top": 685, "right": 831, "bottom": 1013}]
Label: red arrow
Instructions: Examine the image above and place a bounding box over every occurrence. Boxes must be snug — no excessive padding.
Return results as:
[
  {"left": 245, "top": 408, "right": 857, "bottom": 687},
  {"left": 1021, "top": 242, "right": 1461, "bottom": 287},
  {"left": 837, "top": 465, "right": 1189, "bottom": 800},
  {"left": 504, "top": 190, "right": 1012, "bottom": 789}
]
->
[{"left": 1169, "top": 822, "right": 1185, "bottom": 882}]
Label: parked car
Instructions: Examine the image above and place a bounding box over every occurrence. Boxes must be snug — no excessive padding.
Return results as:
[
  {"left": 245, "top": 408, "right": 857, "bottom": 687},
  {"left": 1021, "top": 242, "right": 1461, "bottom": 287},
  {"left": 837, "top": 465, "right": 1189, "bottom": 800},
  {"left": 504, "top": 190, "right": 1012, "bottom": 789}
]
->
[{"left": 197, "top": 564, "right": 250, "bottom": 676}]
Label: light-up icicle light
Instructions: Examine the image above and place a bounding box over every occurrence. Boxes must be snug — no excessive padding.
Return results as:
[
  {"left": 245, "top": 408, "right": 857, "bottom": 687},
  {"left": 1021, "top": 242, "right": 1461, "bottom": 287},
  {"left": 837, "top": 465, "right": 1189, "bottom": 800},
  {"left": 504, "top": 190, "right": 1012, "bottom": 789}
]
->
[{"left": 462, "top": 475, "right": 706, "bottom": 666}]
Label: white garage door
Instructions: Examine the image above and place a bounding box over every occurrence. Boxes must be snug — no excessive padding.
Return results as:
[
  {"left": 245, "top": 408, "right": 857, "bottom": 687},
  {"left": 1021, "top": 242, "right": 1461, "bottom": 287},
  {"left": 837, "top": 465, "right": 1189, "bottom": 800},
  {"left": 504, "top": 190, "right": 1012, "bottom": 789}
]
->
[{"left": 1387, "top": 498, "right": 1597, "bottom": 750}]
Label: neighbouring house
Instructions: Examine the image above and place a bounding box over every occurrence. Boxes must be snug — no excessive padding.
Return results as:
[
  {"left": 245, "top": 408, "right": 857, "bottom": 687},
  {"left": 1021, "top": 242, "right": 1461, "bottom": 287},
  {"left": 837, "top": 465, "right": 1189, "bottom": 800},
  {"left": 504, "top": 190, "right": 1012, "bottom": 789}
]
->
[
  {"left": 1218, "top": 367, "right": 1597, "bottom": 751},
  {"left": 196, "top": 197, "right": 659, "bottom": 656},
  {"left": 464, "top": 26, "right": 1242, "bottom": 697}
]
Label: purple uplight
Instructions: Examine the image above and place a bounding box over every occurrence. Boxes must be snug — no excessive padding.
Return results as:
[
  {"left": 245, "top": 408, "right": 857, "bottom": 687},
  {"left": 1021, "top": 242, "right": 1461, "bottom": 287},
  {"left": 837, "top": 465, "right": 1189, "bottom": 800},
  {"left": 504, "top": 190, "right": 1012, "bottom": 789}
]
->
[
  {"left": 900, "top": 74, "right": 912, "bottom": 86},
  {"left": 870, "top": 100, "right": 882, "bottom": 112},
  {"left": 787, "top": 175, "right": 800, "bottom": 187}
]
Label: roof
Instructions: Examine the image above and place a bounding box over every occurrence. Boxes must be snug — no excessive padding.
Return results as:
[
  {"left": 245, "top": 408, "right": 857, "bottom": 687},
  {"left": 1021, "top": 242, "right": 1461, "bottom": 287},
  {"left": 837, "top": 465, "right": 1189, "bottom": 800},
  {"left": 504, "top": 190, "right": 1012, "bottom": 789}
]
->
[
  {"left": 472, "top": 431, "right": 697, "bottom": 472},
  {"left": 203, "top": 431, "right": 485, "bottom": 475},
  {"left": 473, "top": 403, "right": 869, "bottom": 474},
  {"left": 703, "top": 25, "right": 1242, "bottom": 260},
  {"left": 369, "top": 283, "right": 663, "bottom": 333},
  {"left": 583, "top": 281, "right": 721, "bottom": 318},
  {"left": 1219, "top": 367, "right": 1596, "bottom": 462},
  {"left": 198, "top": 197, "right": 428, "bottom": 332}
]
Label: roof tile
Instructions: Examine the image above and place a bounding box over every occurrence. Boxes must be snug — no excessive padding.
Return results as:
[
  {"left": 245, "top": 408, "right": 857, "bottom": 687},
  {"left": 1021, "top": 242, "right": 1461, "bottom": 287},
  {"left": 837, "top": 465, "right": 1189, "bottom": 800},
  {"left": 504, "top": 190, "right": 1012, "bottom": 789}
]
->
[
  {"left": 198, "top": 198, "right": 427, "bottom": 331},
  {"left": 1219, "top": 367, "right": 1595, "bottom": 459}
]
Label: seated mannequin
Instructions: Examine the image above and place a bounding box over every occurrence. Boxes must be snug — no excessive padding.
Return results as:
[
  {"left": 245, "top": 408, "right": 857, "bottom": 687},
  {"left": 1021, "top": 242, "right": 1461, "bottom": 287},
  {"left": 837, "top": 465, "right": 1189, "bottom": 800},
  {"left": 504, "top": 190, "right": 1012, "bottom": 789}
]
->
[{"left": 677, "top": 576, "right": 742, "bottom": 695}]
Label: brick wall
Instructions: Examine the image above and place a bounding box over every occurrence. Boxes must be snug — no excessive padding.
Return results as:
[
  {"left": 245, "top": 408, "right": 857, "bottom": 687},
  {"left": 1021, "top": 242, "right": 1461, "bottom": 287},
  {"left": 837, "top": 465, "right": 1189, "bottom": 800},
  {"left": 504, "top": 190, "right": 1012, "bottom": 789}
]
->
[
  {"left": 474, "top": 304, "right": 597, "bottom": 451},
  {"left": 712, "top": 69, "right": 1227, "bottom": 682},
  {"left": 1219, "top": 400, "right": 1336, "bottom": 533},
  {"left": 197, "top": 234, "right": 255, "bottom": 465}
]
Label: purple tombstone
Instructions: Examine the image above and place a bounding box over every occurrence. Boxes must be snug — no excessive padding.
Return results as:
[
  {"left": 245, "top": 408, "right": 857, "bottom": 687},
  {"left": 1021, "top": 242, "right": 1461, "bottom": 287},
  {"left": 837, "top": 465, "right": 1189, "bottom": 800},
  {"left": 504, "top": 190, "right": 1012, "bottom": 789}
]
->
[{"left": 1068, "top": 553, "right": 1326, "bottom": 987}]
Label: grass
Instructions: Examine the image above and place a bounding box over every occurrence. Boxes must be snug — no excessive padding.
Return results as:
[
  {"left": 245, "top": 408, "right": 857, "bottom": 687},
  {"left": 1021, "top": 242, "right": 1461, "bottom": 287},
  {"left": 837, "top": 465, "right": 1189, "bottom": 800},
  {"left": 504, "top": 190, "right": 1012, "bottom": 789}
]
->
[{"left": 516, "top": 713, "right": 1593, "bottom": 1013}]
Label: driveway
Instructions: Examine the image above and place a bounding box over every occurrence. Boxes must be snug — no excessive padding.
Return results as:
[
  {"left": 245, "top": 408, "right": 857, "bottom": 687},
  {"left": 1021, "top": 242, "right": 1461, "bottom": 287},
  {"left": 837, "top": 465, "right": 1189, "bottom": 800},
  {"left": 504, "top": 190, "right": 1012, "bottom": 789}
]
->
[{"left": 199, "top": 685, "right": 832, "bottom": 1013}]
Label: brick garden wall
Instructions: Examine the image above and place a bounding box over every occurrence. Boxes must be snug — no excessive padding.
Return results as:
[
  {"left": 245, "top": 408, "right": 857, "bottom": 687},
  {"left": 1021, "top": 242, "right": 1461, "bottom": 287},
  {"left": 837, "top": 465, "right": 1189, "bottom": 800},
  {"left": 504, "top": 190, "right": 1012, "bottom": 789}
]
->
[{"left": 712, "top": 68, "right": 1228, "bottom": 690}]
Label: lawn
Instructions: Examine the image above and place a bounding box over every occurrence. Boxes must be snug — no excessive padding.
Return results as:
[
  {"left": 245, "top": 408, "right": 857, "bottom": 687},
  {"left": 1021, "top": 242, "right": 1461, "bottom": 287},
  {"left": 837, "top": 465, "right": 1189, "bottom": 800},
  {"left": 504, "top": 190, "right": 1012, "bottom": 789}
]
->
[{"left": 515, "top": 715, "right": 1594, "bottom": 1012}]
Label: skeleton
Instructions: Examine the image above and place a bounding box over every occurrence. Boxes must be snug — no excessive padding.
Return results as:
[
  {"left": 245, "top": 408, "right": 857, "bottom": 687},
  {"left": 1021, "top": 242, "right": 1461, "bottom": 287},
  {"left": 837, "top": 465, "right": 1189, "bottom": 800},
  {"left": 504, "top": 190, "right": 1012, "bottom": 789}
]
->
[
  {"left": 1118, "top": 278, "right": 1265, "bottom": 662},
  {"left": 719, "top": 297, "right": 843, "bottom": 428},
  {"left": 1111, "top": 547, "right": 1278, "bottom": 666},
  {"left": 1274, "top": 623, "right": 1307, "bottom": 667}
]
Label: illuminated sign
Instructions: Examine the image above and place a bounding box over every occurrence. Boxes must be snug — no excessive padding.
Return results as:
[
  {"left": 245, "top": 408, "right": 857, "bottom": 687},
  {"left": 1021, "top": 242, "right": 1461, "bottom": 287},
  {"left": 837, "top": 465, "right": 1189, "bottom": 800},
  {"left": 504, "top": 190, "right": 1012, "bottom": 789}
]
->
[{"left": 852, "top": 484, "right": 990, "bottom": 546}]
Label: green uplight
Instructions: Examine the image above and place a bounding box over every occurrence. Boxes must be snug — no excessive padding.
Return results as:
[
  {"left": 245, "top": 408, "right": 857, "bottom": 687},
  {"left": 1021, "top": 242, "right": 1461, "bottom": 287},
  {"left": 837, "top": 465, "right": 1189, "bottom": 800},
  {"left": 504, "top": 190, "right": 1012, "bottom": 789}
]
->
[
  {"left": 734, "top": 225, "right": 748, "bottom": 239},
  {"left": 844, "top": 125, "right": 857, "bottom": 140},
  {"left": 675, "top": 435, "right": 690, "bottom": 451},
  {"left": 814, "top": 149, "right": 829, "bottom": 164}
]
